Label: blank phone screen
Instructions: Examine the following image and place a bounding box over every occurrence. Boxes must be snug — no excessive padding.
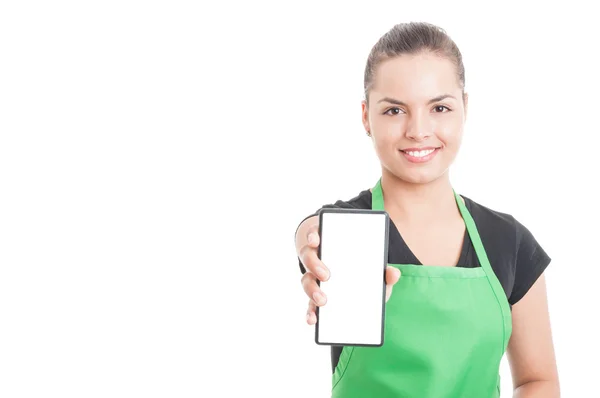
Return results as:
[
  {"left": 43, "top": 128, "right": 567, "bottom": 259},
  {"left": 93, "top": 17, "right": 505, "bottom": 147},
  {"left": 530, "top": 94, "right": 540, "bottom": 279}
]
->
[{"left": 316, "top": 210, "right": 389, "bottom": 346}]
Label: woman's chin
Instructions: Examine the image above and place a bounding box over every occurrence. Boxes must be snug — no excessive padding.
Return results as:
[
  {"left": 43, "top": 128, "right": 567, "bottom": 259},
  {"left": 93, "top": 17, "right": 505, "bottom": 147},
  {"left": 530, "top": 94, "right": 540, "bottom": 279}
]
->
[{"left": 396, "top": 170, "right": 446, "bottom": 185}]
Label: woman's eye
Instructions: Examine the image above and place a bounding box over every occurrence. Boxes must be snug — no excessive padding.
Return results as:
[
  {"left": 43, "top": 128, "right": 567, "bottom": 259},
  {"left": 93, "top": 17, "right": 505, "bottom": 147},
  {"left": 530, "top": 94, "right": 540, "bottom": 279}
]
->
[
  {"left": 434, "top": 105, "right": 451, "bottom": 113},
  {"left": 384, "top": 107, "right": 403, "bottom": 116}
]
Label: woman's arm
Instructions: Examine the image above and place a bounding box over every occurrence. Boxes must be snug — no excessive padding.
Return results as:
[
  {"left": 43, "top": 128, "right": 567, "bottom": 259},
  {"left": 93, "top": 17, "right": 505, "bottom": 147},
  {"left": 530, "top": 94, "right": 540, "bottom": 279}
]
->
[{"left": 507, "top": 273, "right": 560, "bottom": 397}]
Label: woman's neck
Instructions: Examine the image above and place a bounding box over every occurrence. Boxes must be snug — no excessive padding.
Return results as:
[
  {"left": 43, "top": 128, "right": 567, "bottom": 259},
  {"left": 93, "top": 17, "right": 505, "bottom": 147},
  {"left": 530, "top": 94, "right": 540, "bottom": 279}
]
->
[{"left": 377, "top": 169, "right": 459, "bottom": 223}]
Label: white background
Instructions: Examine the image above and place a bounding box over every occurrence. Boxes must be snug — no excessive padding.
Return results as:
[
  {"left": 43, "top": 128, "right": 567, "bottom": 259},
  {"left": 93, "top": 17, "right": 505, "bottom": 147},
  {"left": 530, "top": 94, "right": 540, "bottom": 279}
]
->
[{"left": 1, "top": 1, "right": 598, "bottom": 397}]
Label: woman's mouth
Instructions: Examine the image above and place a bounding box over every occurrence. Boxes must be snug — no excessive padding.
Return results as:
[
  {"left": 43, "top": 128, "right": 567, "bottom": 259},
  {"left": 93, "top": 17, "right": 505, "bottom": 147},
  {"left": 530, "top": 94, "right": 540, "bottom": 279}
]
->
[{"left": 399, "top": 147, "right": 440, "bottom": 163}]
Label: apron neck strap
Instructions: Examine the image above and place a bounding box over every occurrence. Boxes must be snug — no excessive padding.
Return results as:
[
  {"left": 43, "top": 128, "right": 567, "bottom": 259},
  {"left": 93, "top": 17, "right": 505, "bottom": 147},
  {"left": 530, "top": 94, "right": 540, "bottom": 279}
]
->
[{"left": 372, "top": 178, "right": 385, "bottom": 211}]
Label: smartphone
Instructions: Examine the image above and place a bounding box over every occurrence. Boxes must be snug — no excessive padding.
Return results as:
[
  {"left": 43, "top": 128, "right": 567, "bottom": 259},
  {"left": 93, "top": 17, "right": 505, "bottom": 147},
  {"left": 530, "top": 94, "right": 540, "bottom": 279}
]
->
[{"left": 315, "top": 208, "right": 389, "bottom": 347}]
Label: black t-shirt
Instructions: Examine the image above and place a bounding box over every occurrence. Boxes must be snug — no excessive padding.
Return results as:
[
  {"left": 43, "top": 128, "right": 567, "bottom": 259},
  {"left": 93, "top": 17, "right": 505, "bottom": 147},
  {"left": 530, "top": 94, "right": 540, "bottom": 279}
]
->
[{"left": 296, "top": 188, "right": 551, "bottom": 373}]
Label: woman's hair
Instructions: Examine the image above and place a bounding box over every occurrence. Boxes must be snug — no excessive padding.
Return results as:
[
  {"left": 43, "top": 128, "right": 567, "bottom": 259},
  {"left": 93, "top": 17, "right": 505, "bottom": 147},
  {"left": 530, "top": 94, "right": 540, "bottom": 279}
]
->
[{"left": 364, "top": 22, "right": 465, "bottom": 104}]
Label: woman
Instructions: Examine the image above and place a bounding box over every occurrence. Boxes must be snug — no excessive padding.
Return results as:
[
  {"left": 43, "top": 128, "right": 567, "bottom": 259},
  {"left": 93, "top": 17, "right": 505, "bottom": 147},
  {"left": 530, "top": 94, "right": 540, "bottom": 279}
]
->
[{"left": 294, "top": 22, "right": 559, "bottom": 397}]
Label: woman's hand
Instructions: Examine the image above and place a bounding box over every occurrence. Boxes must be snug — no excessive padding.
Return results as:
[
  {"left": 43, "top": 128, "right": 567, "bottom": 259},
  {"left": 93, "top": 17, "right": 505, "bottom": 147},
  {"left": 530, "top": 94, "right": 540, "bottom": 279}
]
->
[{"left": 296, "top": 217, "right": 402, "bottom": 325}]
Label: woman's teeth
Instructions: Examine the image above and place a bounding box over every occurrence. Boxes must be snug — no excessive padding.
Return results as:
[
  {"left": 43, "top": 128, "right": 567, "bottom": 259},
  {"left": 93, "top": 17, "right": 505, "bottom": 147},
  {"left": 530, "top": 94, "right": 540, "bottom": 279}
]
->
[{"left": 405, "top": 149, "right": 435, "bottom": 158}]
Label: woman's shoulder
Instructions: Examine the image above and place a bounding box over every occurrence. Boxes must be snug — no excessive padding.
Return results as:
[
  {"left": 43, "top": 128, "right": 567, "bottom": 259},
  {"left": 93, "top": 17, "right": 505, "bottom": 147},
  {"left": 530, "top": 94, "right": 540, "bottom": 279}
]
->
[
  {"left": 461, "top": 195, "right": 519, "bottom": 230},
  {"left": 460, "top": 194, "right": 543, "bottom": 243},
  {"left": 462, "top": 195, "right": 552, "bottom": 305}
]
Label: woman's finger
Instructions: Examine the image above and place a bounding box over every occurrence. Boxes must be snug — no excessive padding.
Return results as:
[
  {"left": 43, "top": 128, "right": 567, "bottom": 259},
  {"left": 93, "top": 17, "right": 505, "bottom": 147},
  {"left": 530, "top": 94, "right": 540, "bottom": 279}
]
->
[
  {"left": 306, "top": 224, "right": 320, "bottom": 248},
  {"left": 299, "top": 244, "right": 329, "bottom": 281},
  {"left": 301, "top": 271, "right": 328, "bottom": 306},
  {"left": 307, "top": 300, "right": 317, "bottom": 325}
]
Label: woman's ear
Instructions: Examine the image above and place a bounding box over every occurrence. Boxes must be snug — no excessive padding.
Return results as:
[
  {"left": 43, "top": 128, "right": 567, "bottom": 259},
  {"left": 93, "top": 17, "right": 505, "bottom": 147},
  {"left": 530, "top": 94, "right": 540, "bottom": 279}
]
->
[
  {"left": 361, "top": 100, "right": 371, "bottom": 135},
  {"left": 463, "top": 92, "right": 469, "bottom": 120}
]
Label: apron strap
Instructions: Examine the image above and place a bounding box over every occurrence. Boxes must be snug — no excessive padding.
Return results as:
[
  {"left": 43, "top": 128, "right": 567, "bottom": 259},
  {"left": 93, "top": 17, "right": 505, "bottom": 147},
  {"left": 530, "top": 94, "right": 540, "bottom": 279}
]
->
[
  {"left": 372, "top": 178, "right": 384, "bottom": 211},
  {"left": 454, "top": 190, "right": 512, "bottom": 351}
]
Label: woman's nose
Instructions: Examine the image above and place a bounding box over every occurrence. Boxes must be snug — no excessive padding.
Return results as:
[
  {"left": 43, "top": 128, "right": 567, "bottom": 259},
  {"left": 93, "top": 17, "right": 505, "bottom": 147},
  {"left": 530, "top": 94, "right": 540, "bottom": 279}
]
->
[{"left": 405, "top": 113, "right": 432, "bottom": 141}]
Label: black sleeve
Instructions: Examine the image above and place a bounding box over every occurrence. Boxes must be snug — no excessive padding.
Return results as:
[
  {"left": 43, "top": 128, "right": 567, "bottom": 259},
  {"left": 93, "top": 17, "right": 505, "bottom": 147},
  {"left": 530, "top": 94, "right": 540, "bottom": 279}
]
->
[
  {"left": 508, "top": 219, "right": 552, "bottom": 305},
  {"left": 295, "top": 201, "right": 352, "bottom": 275}
]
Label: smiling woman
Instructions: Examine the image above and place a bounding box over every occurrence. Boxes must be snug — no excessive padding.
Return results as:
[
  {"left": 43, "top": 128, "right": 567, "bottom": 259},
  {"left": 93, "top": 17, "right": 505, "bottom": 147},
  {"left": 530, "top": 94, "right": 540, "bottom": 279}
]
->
[
  {"left": 294, "top": 22, "right": 560, "bottom": 398},
  {"left": 362, "top": 32, "right": 468, "bottom": 185}
]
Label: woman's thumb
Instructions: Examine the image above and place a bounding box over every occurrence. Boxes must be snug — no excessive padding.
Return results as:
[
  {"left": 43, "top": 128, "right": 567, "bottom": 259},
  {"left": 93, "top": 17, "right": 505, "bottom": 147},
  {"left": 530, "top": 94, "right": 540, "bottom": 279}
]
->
[{"left": 386, "top": 266, "right": 401, "bottom": 286}]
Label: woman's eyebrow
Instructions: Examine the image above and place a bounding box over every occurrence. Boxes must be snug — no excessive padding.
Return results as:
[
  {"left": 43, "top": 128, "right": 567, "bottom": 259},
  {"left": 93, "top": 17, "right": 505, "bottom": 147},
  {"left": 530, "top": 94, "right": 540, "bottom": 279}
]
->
[{"left": 377, "top": 94, "right": 457, "bottom": 106}]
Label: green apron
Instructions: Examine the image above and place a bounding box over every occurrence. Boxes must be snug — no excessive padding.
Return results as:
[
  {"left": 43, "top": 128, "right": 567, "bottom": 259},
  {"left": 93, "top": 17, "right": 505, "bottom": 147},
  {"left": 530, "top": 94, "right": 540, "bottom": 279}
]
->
[{"left": 331, "top": 179, "right": 512, "bottom": 397}]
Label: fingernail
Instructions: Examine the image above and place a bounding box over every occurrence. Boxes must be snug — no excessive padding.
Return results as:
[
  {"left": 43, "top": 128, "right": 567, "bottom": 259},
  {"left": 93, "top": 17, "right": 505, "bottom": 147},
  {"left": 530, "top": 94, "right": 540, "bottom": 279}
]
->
[
  {"left": 306, "top": 313, "right": 310, "bottom": 323},
  {"left": 308, "top": 233, "right": 316, "bottom": 245}
]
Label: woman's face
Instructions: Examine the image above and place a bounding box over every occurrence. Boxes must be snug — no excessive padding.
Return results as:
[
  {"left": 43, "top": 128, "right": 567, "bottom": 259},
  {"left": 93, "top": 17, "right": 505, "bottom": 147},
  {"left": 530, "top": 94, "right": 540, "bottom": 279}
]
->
[{"left": 362, "top": 52, "right": 468, "bottom": 185}]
